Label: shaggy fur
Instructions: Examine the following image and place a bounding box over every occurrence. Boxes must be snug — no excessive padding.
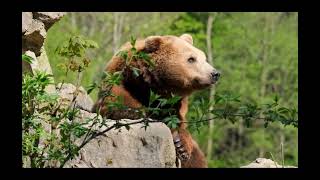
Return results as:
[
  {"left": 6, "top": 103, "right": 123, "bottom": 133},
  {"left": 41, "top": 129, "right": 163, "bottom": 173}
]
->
[{"left": 93, "top": 34, "right": 217, "bottom": 168}]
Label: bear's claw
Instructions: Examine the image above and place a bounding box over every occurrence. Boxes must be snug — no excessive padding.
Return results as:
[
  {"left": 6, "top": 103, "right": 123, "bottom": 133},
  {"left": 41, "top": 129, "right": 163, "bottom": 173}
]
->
[{"left": 173, "top": 135, "right": 190, "bottom": 161}]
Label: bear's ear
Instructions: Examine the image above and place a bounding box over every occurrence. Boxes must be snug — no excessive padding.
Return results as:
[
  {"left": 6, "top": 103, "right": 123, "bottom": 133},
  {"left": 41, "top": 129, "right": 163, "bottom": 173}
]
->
[
  {"left": 144, "top": 36, "right": 162, "bottom": 53},
  {"left": 180, "top": 34, "right": 193, "bottom": 45}
]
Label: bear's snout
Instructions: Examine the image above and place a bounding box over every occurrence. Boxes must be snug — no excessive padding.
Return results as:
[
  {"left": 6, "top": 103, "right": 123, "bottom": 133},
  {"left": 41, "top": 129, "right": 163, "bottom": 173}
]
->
[{"left": 211, "top": 71, "right": 220, "bottom": 83}]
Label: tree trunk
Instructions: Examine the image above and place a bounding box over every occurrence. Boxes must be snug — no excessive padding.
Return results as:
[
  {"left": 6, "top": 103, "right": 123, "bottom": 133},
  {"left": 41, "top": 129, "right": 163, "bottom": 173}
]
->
[
  {"left": 206, "top": 13, "right": 217, "bottom": 161},
  {"left": 113, "top": 13, "right": 120, "bottom": 54},
  {"left": 88, "top": 13, "right": 97, "bottom": 37},
  {"left": 260, "top": 13, "right": 277, "bottom": 97},
  {"left": 70, "top": 12, "right": 77, "bottom": 28},
  {"left": 259, "top": 13, "right": 277, "bottom": 157},
  {"left": 118, "top": 13, "right": 125, "bottom": 43},
  {"left": 113, "top": 13, "right": 126, "bottom": 54}
]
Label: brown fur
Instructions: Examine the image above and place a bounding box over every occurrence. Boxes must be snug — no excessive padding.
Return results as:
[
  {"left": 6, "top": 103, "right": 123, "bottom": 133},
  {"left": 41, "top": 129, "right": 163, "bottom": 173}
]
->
[{"left": 93, "top": 34, "right": 215, "bottom": 168}]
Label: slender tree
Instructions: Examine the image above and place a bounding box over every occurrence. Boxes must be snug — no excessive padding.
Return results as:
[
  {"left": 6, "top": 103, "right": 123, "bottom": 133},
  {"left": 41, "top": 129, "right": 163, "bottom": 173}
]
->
[{"left": 206, "top": 12, "right": 217, "bottom": 161}]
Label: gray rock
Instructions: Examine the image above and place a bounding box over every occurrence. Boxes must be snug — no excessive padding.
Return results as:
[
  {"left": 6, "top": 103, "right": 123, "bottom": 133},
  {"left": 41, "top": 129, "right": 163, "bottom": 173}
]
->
[
  {"left": 56, "top": 83, "right": 94, "bottom": 112},
  {"left": 241, "top": 158, "right": 297, "bottom": 168},
  {"left": 22, "top": 51, "right": 36, "bottom": 73},
  {"left": 22, "top": 12, "right": 33, "bottom": 34},
  {"left": 22, "top": 156, "right": 31, "bottom": 168},
  {"left": 33, "top": 12, "right": 66, "bottom": 30},
  {"left": 23, "top": 50, "right": 56, "bottom": 94},
  {"left": 22, "top": 19, "right": 46, "bottom": 56},
  {"left": 22, "top": 12, "right": 65, "bottom": 55},
  {"left": 36, "top": 48, "right": 56, "bottom": 94},
  {"left": 65, "top": 116, "right": 177, "bottom": 168}
]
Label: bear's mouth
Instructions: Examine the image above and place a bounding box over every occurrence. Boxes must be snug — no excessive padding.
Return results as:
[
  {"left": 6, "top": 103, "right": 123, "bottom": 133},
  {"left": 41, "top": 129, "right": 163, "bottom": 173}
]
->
[
  {"left": 210, "top": 79, "right": 218, "bottom": 85},
  {"left": 192, "top": 78, "right": 216, "bottom": 89}
]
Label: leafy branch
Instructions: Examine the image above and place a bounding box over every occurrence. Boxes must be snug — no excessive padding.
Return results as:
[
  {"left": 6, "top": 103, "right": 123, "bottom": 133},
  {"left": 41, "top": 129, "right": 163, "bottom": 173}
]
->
[{"left": 188, "top": 92, "right": 298, "bottom": 133}]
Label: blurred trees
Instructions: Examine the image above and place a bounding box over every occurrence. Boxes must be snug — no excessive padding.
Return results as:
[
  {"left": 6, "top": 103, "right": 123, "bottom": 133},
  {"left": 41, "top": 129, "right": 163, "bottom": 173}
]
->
[{"left": 45, "top": 12, "right": 298, "bottom": 167}]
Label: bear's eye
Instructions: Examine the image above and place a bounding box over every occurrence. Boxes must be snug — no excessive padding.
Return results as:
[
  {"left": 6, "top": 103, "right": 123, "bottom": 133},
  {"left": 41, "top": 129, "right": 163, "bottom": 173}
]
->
[{"left": 188, "top": 57, "right": 196, "bottom": 63}]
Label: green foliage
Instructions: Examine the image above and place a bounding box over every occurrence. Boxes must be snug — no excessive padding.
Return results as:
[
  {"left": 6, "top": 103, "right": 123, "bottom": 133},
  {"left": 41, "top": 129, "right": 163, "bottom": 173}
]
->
[
  {"left": 22, "top": 72, "right": 53, "bottom": 105},
  {"left": 22, "top": 68, "right": 95, "bottom": 167},
  {"left": 23, "top": 36, "right": 108, "bottom": 167},
  {"left": 22, "top": 54, "right": 34, "bottom": 64},
  {"left": 188, "top": 91, "right": 298, "bottom": 134},
  {"left": 55, "top": 35, "right": 98, "bottom": 58},
  {"left": 102, "top": 71, "right": 123, "bottom": 86},
  {"left": 86, "top": 82, "right": 97, "bottom": 95},
  {"left": 116, "top": 36, "right": 155, "bottom": 69},
  {"left": 164, "top": 115, "right": 180, "bottom": 129},
  {"left": 169, "top": 13, "right": 206, "bottom": 49},
  {"left": 22, "top": 71, "right": 58, "bottom": 167},
  {"left": 55, "top": 36, "right": 98, "bottom": 73}
]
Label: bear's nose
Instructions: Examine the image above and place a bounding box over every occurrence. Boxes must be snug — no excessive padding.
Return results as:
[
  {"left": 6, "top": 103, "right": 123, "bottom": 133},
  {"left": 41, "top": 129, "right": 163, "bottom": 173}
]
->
[{"left": 211, "top": 71, "right": 220, "bottom": 82}]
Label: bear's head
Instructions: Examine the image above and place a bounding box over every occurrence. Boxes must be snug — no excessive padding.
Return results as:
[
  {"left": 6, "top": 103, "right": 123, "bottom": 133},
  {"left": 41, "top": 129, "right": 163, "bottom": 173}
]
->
[{"left": 141, "top": 34, "right": 220, "bottom": 96}]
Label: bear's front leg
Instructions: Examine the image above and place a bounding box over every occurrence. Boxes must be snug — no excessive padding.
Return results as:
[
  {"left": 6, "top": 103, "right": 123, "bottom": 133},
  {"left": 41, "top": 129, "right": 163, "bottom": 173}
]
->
[
  {"left": 172, "top": 129, "right": 208, "bottom": 168},
  {"left": 172, "top": 129, "right": 194, "bottom": 161}
]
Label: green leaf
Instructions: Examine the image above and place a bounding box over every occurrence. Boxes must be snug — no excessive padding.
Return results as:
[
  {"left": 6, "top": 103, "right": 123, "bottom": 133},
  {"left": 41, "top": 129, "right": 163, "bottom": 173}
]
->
[
  {"left": 22, "top": 54, "right": 34, "bottom": 64},
  {"left": 73, "top": 124, "right": 88, "bottom": 138},
  {"left": 132, "top": 67, "right": 140, "bottom": 77},
  {"left": 86, "top": 82, "right": 97, "bottom": 94},
  {"left": 163, "top": 116, "right": 180, "bottom": 129},
  {"left": 214, "top": 95, "right": 223, "bottom": 104},
  {"left": 117, "top": 50, "right": 128, "bottom": 60},
  {"left": 143, "top": 57, "right": 155, "bottom": 68},
  {"left": 166, "top": 95, "right": 182, "bottom": 105},
  {"left": 211, "top": 109, "right": 225, "bottom": 118},
  {"left": 158, "top": 98, "right": 168, "bottom": 107},
  {"left": 149, "top": 90, "right": 161, "bottom": 106},
  {"left": 278, "top": 107, "right": 290, "bottom": 113},
  {"left": 85, "top": 39, "right": 99, "bottom": 48},
  {"left": 130, "top": 36, "right": 137, "bottom": 47},
  {"left": 130, "top": 47, "right": 137, "bottom": 55}
]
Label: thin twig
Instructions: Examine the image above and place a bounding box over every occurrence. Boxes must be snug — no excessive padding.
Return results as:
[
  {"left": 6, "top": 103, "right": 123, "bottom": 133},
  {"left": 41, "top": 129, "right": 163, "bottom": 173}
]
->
[
  {"left": 188, "top": 114, "right": 267, "bottom": 124},
  {"left": 80, "top": 118, "right": 161, "bottom": 148},
  {"left": 81, "top": 113, "right": 100, "bottom": 145}
]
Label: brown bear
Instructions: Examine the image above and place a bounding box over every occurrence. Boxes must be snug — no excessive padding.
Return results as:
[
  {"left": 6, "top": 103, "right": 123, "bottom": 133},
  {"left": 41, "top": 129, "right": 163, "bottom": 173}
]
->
[{"left": 92, "top": 34, "right": 220, "bottom": 168}]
